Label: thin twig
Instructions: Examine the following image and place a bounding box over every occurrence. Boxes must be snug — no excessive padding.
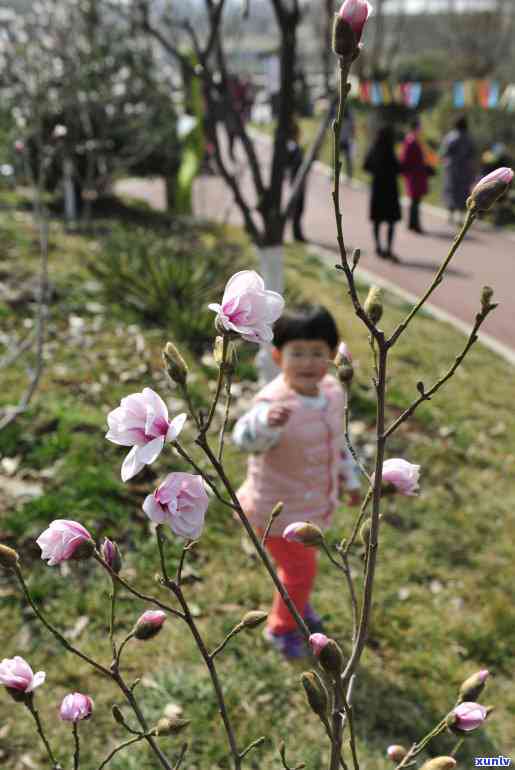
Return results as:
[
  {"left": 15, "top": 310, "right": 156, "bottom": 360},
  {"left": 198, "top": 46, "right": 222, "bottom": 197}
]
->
[
  {"left": 172, "top": 440, "right": 235, "bottom": 510},
  {"left": 25, "top": 697, "right": 62, "bottom": 770},
  {"left": 97, "top": 733, "right": 149, "bottom": 770},
  {"left": 72, "top": 722, "right": 80, "bottom": 770},
  {"left": 344, "top": 405, "right": 371, "bottom": 484},
  {"left": 383, "top": 302, "right": 497, "bottom": 439}
]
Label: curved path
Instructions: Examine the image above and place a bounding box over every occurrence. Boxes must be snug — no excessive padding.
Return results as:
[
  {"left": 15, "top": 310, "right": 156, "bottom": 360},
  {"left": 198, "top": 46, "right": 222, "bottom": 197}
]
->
[{"left": 116, "top": 145, "right": 515, "bottom": 364}]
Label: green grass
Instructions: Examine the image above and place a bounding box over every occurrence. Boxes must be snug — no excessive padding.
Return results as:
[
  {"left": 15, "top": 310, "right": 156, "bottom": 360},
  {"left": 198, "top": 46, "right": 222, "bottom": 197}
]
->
[{"left": 0, "top": 193, "right": 514, "bottom": 769}]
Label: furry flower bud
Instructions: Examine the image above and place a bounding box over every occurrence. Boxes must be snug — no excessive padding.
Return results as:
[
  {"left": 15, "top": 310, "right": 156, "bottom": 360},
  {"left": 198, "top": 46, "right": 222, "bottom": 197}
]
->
[
  {"left": 240, "top": 610, "right": 268, "bottom": 629},
  {"left": 301, "top": 671, "right": 329, "bottom": 718},
  {"left": 364, "top": 286, "right": 383, "bottom": 325},
  {"left": 467, "top": 167, "right": 513, "bottom": 212},
  {"left": 420, "top": 758, "right": 456, "bottom": 770},
  {"left": 155, "top": 717, "right": 190, "bottom": 736},
  {"left": 283, "top": 522, "right": 324, "bottom": 546},
  {"left": 458, "top": 669, "right": 489, "bottom": 704},
  {"left": 480, "top": 286, "right": 494, "bottom": 313},
  {"left": 386, "top": 745, "right": 408, "bottom": 762},
  {"left": 163, "top": 342, "right": 188, "bottom": 387},
  {"left": 0, "top": 544, "right": 19, "bottom": 571},
  {"left": 134, "top": 610, "right": 167, "bottom": 640}
]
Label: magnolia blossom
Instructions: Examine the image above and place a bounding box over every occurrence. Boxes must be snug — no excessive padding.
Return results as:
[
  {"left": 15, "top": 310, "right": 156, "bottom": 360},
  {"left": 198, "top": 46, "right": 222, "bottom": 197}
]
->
[
  {"left": 143, "top": 473, "right": 209, "bottom": 539},
  {"left": 37, "top": 520, "right": 94, "bottom": 566},
  {"left": 381, "top": 458, "right": 420, "bottom": 496},
  {"left": 0, "top": 656, "right": 45, "bottom": 693},
  {"left": 309, "top": 633, "right": 330, "bottom": 656},
  {"left": 386, "top": 745, "right": 407, "bottom": 762},
  {"left": 208, "top": 270, "right": 284, "bottom": 344},
  {"left": 452, "top": 701, "right": 487, "bottom": 732},
  {"left": 100, "top": 538, "right": 122, "bottom": 573},
  {"left": 59, "top": 693, "right": 94, "bottom": 722},
  {"left": 338, "top": 0, "right": 373, "bottom": 44},
  {"left": 106, "top": 388, "right": 187, "bottom": 481},
  {"left": 134, "top": 610, "right": 167, "bottom": 640}
]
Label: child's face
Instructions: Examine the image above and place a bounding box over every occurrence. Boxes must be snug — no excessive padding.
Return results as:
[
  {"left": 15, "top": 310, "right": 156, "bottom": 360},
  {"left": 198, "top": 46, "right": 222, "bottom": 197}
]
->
[{"left": 272, "top": 339, "right": 335, "bottom": 396}]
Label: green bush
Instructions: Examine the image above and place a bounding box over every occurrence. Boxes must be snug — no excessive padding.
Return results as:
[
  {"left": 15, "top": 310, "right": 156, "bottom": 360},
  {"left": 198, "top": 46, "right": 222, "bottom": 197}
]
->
[{"left": 89, "top": 222, "right": 246, "bottom": 354}]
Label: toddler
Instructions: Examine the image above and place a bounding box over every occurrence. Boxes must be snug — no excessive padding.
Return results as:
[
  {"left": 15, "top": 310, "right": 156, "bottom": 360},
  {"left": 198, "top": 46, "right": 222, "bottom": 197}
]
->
[{"left": 233, "top": 304, "right": 360, "bottom": 658}]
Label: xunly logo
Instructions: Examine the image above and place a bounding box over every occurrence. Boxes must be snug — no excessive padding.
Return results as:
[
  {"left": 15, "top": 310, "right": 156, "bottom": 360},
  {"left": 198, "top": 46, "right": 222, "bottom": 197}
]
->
[{"left": 474, "top": 758, "right": 512, "bottom": 767}]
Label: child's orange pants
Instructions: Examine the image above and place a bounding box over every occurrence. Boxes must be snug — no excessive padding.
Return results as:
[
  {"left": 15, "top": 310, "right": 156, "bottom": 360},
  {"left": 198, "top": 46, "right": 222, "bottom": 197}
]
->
[{"left": 265, "top": 536, "right": 318, "bottom": 634}]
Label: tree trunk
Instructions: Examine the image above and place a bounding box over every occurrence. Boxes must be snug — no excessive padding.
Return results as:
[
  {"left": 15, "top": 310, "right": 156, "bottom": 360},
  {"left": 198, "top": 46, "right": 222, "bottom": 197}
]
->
[{"left": 255, "top": 243, "right": 284, "bottom": 383}]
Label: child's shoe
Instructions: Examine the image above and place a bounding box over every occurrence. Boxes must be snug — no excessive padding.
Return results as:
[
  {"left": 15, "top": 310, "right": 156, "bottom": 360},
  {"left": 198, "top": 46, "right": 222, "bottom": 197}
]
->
[
  {"left": 303, "top": 604, "right": 325, "bottom": 634},
  {"left": 263, "top": 627, "right": 307, "bottom": 659}
]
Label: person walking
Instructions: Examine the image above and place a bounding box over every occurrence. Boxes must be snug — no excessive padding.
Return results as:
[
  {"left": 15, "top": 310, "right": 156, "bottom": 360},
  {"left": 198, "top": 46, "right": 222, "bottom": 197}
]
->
[
  {"left": 339, "top": 105, "right": 355, "bottom": 181},
  {"left": 286, "top": 119, "right": 307, "bottom": 242},
  {"left": 440, "top": 116, "right": 476, "bottom": 225},
  {"left": 400, "top": 117, "right": 431, "bottom": 234},
  {"left": 363, "top": 125, "right": 402, "bottom": 261},
  {"left": 233, "top": 305, "right": 360, "bottom": 659}
]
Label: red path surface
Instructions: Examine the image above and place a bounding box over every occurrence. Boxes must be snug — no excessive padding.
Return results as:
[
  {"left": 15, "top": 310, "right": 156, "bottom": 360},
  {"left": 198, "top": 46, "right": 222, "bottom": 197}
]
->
[{"left": 116, "top": 147, "right": 515, "bottom": 364}]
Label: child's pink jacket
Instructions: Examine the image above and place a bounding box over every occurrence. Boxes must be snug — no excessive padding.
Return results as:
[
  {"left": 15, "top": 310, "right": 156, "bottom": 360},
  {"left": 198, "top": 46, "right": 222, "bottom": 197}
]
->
[{"left": 236, "top": 373, "right": 345, "bottom": 536}]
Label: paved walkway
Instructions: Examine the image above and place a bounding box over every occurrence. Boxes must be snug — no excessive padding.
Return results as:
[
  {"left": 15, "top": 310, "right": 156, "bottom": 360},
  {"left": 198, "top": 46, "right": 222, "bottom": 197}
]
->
[{"left": 116, "top": 143, "right": 515, "bottom": 364}]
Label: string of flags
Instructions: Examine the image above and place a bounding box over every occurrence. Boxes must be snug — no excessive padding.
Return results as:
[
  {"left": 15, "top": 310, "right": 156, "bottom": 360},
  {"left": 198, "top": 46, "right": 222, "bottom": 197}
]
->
[{"left": 348, "top": 74, "right": 515, "bottom": 111}]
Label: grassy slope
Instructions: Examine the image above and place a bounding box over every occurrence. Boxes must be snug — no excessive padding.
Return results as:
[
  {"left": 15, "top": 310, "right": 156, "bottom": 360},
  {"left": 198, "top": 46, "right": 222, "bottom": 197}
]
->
[{"left": 0, "top": 198, "right": 514, "bottom": 769}]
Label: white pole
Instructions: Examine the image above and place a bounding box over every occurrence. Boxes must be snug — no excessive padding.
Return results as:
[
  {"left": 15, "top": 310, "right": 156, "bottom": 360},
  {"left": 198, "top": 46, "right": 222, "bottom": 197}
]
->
[{"left": 63, "top": 156, "right": 77, "bottom": 224}]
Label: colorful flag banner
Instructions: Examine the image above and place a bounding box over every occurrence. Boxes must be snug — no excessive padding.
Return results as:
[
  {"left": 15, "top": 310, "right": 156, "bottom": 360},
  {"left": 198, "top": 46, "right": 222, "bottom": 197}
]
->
[
  {"left": 354, "top": 78, "right": 513, "bottom": 111},
  {"left": 453, "top": 82, "right": 465, "bottom": 108}
]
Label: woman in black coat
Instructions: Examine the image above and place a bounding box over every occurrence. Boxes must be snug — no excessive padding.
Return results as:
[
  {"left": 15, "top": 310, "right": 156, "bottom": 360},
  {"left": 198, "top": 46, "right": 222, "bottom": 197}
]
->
[{"left": 363, "top": 125, "right": 402, "bottom": 261}]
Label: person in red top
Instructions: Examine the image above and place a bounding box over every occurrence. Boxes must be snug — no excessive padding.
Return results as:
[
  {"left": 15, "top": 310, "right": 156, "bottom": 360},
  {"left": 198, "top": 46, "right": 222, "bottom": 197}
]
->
[{"left": 400, "top": 117, "right": 431, "bottom": 234}]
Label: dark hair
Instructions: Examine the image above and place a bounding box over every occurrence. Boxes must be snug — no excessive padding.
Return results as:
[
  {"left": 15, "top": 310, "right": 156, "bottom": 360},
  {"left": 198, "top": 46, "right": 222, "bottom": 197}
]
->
[
  {"left": 455, "top": 115, "right": 468, "bottom": 132},
  {"left": 272, "top": 304, "right": 339, "bottom": 350}
]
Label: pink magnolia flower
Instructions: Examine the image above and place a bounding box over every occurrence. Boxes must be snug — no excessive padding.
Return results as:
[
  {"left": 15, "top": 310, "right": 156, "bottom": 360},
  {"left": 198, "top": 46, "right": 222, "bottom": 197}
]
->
[
  {"left": 106, "top": 388, "right": 187, "bottom": 482},
  {"left": 0, "top": 656, "right": 45, "bottom": 693},
  {"left": 451, "top": 702, "right": 487, "bottom": 732},
  {"left": 338, "top": 0, "right": 373, "bottom": 45},
  {"left": 59, "top": 693, "right": 94, "bottom": 722},
  {"left": 37, "top": 520, "right": 94, "bottom": 566},
  {"left": 134, "top": 610, "right": 167, "bottom": 640},
  {"left": 143, "top": 473, "right": 209, "bottom": 539},
  {"left": 381, "top": 458, "right": 420, "bottom": 496},
  {"left": 208, "top": 270, "right": 284, "bottom": 344},
  {"left": 309, "top": 633, "right": 330, "bottom": 656}
]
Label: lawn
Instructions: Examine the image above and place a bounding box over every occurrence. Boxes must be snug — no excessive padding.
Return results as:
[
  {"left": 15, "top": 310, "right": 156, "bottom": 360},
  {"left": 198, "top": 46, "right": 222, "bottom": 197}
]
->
[{"left": 0, "top": 191, "right": 514, "bottom": 769}]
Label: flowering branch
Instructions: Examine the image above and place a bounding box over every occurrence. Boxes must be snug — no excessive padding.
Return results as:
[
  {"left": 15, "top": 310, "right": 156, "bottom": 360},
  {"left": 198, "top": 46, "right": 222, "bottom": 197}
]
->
[{"left": 25, "top": 696, "right": 62, "bottom": 770}]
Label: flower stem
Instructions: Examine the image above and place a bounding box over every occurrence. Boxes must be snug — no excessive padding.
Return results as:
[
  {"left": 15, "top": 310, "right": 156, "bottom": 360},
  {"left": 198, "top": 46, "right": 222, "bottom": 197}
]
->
[
  {"left": 73, "top": 722, "right": 80, "bottom": 770},
  {"left": 25, "top": 696, "right": 62, "bottom": 770}
]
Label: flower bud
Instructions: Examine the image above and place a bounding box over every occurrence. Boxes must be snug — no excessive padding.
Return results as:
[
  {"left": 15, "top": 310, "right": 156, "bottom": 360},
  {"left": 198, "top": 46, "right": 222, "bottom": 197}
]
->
[
  {"left": 467, "top": 167, "right": 513, "bottom": 212},
  {"left": 283, "top": 522, "right": 324, "bottom": 547},
  {"left": 0, "top": 544, "right": 19, "bottom": 571},
  {"left": 386, "top": 745, "right": 408, "bottom": 762},
  {"left": 447, "top": 701, "right": 487, "bottom": 733},
  {"left": 420, "top": 758, "right": 456, "bottom": 770},
  {"left": 309, "top": 633, "right": 330, "bottom": 657},
  {"left": 100, "top": 538, "right": 122, "bottom": 574},
  {"left": 332, "top": 12, "right": 357, "bottom": 59},
  {"left": 334, "top": 341, "right": 352, "bottom": 367},
  {"left": 333, "top": 1, "right": 372, "bottom": 60},
  {"left": 301, "top": 671, "right": 329, "bottom": 718},
  {"left": 134, "top": 610, "right": 167, "bottom": 640},
  {"left": 480, "top": 286, "right": 494, "bottom": 313},
  {"left": 337, "top": 362, "right": 354, "bottom": 386},
  {"left": 240, "top": 610, "right": 268, "bottom": 630},
  {"left": 364, "top": 286, "right": 383, "bottom": 325},
  {"left": 163, "top": 342, "right": 188, "bottom": 387},
  {"left": 319, "top": 638, "right": 344, "bottom": 677},
  {"left": 155, "top": 717, "right": 190, "bottom": 736},
  {"left": 112, "top": 705, "right": 125, "bottom": 724},
  {"left": 458, "top": 669, "right": 489, "bottom": 704}
]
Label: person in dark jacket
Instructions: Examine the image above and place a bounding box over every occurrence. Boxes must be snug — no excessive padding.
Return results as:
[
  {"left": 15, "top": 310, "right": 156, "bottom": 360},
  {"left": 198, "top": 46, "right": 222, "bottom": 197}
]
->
[
  {"left": 400, "top": 117, "right": 430, "bottom": 234},
  {"left": 286, "top": 119, "right": 307, "bottom": 242},
  {"left": 440, "top": 116, "right": 476, "bottom": 224},
  {"left": 363, "top": 124, "right": 402, "bottom": 261}
]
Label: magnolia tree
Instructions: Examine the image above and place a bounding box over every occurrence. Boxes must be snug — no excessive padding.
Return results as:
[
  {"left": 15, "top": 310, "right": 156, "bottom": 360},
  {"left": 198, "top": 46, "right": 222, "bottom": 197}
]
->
[{"left": 1, "top": 2, "right": 514, "bottom": 769}]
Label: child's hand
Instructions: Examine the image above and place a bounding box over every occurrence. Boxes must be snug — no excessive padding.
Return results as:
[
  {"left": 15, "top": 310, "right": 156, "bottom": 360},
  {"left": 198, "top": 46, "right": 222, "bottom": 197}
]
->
[{"left": 267, "top": 405, "right": 291, "bottom": 427}]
